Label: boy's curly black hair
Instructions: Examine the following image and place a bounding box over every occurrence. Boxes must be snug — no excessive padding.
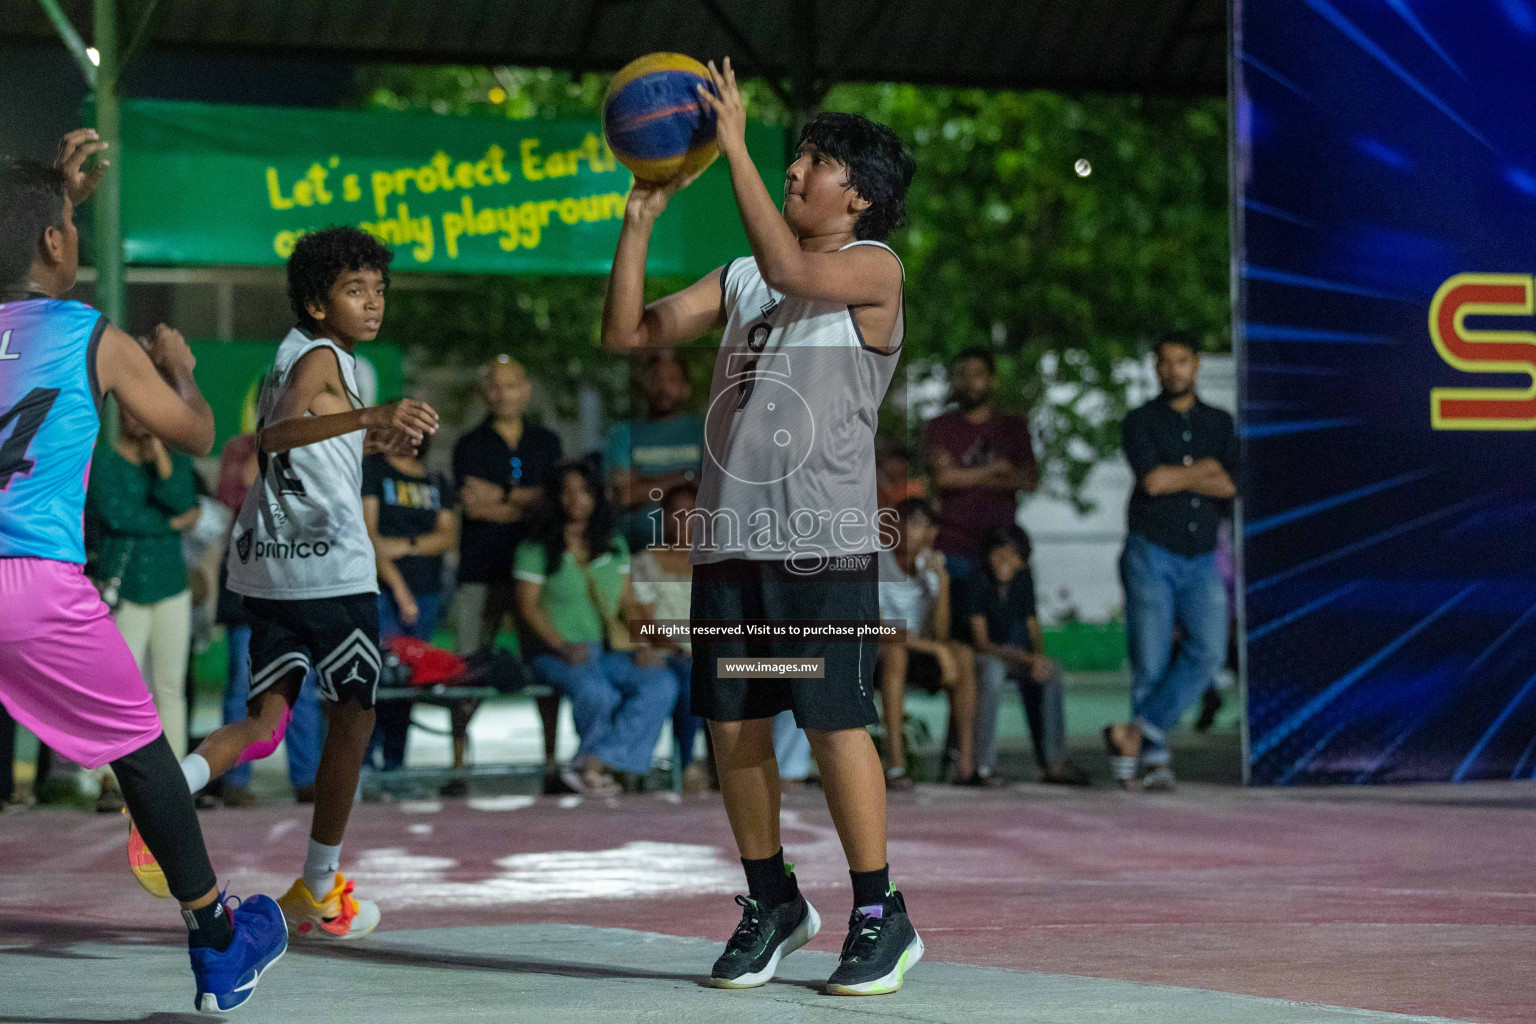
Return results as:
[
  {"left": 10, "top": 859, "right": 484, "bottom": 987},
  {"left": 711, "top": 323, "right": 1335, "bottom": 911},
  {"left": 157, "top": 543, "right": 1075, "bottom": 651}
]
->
[
  {"left": 286, "top": 225, "right": 393, "bottom": 327},
  {"left": 0, "top": 159, "right": 67, "bottom": 288},
  {"left": 797, "top": 112, "right": 915, "bottom": 242}
]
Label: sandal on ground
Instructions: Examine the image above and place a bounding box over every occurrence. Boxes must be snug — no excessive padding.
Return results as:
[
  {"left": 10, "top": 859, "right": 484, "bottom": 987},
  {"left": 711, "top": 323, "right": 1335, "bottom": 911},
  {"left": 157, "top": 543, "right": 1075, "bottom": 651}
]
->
[
  {"left": 562, "top": 760, "right": 622, "bottom": 797},
  {"left": 1102, "top": 726, "right": 1142, "bottom": 792}
]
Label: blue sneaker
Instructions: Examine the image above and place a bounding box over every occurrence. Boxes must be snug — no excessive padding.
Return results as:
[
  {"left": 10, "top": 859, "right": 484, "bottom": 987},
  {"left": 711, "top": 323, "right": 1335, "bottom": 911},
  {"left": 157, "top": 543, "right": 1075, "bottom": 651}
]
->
[{"left": 188, "top": 893, "right": 288, "bottom": 1013}]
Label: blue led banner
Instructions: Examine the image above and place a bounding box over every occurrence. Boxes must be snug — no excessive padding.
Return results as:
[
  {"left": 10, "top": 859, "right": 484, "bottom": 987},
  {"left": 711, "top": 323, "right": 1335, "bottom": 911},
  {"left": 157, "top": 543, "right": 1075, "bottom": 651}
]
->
[{"left": 1238, "top": 0, "right": 1536, "bottom": 784}]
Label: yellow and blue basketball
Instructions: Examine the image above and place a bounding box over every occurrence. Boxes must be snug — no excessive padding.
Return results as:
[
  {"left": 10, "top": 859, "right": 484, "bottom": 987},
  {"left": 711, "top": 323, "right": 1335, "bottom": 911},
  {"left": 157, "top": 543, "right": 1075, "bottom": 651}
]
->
[{"left": 603, "top": 53, "right": 719, "bottom": 184}]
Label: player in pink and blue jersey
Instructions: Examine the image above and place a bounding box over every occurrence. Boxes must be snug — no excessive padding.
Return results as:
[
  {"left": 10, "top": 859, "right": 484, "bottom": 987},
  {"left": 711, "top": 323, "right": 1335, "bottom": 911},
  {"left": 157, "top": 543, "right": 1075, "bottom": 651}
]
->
[{"left": 0, "top": 131, "right": 287, "bottom": 1013}]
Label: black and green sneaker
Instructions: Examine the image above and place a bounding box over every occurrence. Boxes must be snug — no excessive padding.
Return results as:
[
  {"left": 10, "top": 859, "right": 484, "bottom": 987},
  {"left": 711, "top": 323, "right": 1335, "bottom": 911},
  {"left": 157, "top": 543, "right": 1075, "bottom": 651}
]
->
[
  {"left": 708, "top": 894, "right": 821, "bottom": 989},
  {"left": 825, "top": 889, "right": 924, "bottom": 996}
]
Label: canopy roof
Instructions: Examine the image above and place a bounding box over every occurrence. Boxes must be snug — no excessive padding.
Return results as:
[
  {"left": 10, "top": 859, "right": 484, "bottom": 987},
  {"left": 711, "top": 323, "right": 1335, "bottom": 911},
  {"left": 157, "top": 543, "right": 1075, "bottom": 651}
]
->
[{"left": 3, "top": 0, "right": 1226, "bottom": 96}]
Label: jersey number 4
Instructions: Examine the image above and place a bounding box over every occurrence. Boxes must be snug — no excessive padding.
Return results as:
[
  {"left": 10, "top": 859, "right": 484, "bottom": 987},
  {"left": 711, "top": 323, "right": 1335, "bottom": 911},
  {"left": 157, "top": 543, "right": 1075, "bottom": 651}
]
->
[
  {"left": 0, "top": 387, "right": 60, "bottom": 491},
  {"left": 255, "top": 425, "right": 306, "bottom": 496}
]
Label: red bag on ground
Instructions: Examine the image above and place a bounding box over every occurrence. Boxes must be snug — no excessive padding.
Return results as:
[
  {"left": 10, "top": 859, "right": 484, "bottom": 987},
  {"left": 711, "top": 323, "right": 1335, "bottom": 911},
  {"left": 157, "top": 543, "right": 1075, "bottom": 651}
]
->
[{"left": 385, "top": 635, "right": 469, "bottom": 686}]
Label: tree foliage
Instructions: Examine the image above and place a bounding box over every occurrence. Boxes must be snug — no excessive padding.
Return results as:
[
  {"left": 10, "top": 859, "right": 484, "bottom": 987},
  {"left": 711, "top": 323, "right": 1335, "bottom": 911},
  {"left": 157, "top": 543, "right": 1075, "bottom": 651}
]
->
[{"left": 353, "top": 66, "right": 1228, "bottom": 505}]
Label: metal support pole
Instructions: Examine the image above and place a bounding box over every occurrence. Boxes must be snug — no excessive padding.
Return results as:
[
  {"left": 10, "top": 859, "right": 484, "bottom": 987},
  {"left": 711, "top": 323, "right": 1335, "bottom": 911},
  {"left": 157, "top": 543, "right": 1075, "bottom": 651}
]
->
[
  {"left": 215, "top": 280, "right": 235, "bottom": 339},
  {"left": 93, "top": 0, "right": 124, "bottom": 329},
  {"left": 1227, "top": 0, "right": 1250, "bottom": 785},
  {"left": 35, "top": 0, "right": 97, "bottom": 86}
]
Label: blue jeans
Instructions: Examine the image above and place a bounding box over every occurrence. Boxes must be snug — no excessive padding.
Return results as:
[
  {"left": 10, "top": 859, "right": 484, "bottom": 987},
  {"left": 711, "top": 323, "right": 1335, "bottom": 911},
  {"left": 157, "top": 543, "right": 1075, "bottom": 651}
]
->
[
  {"left": 369, "top": 591, "right": 444, "bottom": 771},
  {"left": 1120, "top": 532, "right": 1228, "bottom": 763},
  {"left": 667, "top": 653, "right": 703, "bottom": 769},
  {"left": 221, "top": 624, "right": 324, "bottom": 789},
  {"left": 532, "top": 643, "right": 679, "bottom": 775},
  {"left": 974, "top": 654, "right": 1066, "bottom": 772}
]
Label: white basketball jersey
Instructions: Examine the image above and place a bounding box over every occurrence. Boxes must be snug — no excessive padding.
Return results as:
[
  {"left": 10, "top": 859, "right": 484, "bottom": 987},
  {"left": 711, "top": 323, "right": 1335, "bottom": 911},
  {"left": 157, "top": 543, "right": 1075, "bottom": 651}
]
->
[
  {"left": 226, "top": 327, "right": 378, "bottom": 600},
  {"left": 693, "top": 240, "right": 904, "bottom": 563}
]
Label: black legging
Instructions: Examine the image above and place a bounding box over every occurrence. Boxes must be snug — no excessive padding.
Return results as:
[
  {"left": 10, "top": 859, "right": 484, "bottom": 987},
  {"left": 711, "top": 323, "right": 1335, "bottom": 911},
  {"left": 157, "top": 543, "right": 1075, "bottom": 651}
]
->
[
  {"left": 111, "top": 733, "right": 217, "bottom": 903},
  {"left": 0, "top": 702, "right": 13, "bottom": 803}
]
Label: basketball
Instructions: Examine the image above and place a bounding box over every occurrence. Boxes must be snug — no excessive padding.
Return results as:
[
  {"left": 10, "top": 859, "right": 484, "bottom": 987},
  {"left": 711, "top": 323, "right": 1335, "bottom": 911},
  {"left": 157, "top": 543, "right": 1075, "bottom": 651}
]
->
[{"left": 603, "top": 52, "right": 719, "bottom": 184}]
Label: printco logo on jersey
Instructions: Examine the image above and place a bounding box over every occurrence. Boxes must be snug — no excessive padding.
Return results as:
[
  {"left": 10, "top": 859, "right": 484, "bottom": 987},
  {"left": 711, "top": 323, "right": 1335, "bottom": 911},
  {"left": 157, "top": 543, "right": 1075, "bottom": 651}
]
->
[{"left": 236, "top": 528, "right": 332, "bottom": 563}]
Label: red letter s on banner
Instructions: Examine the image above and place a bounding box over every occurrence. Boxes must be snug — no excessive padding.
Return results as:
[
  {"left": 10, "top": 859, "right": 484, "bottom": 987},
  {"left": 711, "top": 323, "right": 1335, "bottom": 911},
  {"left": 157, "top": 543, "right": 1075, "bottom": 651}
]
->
[{"left": 1430, "top": 273, "right": 1536, "bottom": 430}]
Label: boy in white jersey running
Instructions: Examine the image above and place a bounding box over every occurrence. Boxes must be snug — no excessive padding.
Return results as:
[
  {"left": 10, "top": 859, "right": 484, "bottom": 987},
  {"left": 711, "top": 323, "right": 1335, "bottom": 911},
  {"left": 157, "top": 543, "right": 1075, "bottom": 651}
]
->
[
  {"left": 601, "top": 60, "right": 921, "bottom": 995},
  {"left": 131, "top": 227, "right": 438, "bottom": 941}
]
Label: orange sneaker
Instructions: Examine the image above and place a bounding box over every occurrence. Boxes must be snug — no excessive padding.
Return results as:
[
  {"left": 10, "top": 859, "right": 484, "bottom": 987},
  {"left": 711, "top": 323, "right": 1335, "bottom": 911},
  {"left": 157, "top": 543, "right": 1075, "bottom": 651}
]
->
[
  {"left": 276, "top": 873, "right": 380, "bottom": 940},
  {"left": 126, "top": 815, "right": 171, "bottom": 899}
]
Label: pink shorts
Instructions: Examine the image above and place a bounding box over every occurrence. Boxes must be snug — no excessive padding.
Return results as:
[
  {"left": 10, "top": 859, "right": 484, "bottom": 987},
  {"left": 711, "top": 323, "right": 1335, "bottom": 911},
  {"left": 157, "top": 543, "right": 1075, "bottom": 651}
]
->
[{"left": 0, "top": 557, "right": 163, "bottom": 769}]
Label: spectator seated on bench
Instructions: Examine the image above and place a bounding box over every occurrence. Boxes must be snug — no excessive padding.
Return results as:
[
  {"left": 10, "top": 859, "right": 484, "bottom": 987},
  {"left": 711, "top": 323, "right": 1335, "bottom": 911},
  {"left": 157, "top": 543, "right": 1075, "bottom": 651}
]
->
[
  {"left": 876, "top": 498, "right": 977, "bottom": 789},
  {"left": 629, "top": 483, "right": 708, "bottom": 793},
  {"left": 968, "top": 527, "right": 1088, "bottom": 787},
  {"left": 515, "top": 461, "right": 678, "bottom": 796}
]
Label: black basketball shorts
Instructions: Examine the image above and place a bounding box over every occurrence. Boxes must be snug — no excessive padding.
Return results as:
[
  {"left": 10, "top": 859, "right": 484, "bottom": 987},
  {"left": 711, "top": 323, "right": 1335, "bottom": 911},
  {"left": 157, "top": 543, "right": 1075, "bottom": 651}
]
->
[
  {"left": 690, "top": 556, "right": 880, "bottom": 731},
  {"left": 244, "top": 592, "right": 381, "bottom": 709}
]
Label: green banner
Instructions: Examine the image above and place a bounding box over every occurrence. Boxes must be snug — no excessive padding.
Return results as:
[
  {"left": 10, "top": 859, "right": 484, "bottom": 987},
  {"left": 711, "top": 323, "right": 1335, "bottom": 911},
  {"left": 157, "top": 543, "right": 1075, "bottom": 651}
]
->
[
  {"left": 120, "top": 99, "right": 784, "bottom": 277},
  {"left": 188, "top": 339, "right": 404, "bottom": 453}
]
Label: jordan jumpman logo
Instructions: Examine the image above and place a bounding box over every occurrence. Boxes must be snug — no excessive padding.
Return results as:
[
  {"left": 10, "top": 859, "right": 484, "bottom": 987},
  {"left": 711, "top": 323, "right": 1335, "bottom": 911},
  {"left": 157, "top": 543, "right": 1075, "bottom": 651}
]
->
[{"left": 342, "top": 659, "right": 366, "bottom": 685}]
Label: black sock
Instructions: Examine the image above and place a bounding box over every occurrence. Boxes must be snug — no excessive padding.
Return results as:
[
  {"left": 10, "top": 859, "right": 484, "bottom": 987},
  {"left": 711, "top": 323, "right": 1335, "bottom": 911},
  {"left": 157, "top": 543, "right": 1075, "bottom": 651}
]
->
[
  {"left": 184, "top": 898, "right": 235, "bottom": 952},
  {"left": 741, "top": 848, "right": 799, "bottom": 906},
  {"left": 850, "top": 864, "right": 890, "bottom": 909}
]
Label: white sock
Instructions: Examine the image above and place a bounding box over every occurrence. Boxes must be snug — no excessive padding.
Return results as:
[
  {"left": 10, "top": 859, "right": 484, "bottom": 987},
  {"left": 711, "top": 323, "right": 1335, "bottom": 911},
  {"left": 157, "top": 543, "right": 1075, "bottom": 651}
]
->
[
  {"left": 181, "top": 754, "right": 211, "bottom": 795},
  {"left": 304, "top": 839, "right": 342, "bottom": 897}
]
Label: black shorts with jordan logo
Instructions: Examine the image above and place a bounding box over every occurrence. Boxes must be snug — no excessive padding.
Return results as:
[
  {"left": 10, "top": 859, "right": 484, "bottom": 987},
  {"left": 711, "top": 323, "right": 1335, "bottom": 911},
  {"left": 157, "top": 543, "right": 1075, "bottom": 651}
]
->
[
  {"left": 244, "top": 592, "right": 381, "bottom": 709},
  {"left": 690, "top": 556, "right": 880, "bottom": 731}
]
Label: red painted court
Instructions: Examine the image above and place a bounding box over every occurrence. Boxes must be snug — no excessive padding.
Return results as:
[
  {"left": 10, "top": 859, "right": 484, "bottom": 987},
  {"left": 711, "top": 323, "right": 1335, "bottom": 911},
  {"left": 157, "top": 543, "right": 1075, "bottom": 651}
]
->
[{"left": 3, "top": 781, "right": 1532, "bottom": 1023}]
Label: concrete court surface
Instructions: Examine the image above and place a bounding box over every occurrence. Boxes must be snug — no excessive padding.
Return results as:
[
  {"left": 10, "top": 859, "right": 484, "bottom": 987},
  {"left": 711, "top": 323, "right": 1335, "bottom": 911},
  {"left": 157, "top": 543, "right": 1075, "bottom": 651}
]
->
[{"left": 2, "top": 781, "right": 1533, "bottom": 1024}]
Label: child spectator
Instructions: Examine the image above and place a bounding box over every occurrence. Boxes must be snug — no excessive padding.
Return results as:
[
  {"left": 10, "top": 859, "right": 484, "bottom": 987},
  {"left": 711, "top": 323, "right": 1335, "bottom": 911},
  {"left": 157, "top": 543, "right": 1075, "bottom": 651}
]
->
[
  {"left": 629, "top": 483, "right": 707, "bottom": 793},
  {"left": 362, "top": 434, "right": 458, "bottom": 787},
  {"left": 876, "top": 442, "right": 926, "bottom": 511},
  {"left": 969, "top": 527, "right": 1088, "bottom": 786},
  {"left": 876, "top": 498, "right": 976, "bottom": 788}
]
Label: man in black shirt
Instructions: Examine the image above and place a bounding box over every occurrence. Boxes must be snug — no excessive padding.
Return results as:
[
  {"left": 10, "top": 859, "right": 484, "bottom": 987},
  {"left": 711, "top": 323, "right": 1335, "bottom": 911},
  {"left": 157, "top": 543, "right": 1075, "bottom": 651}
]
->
[
  {"left": 1104, "top": 334, "right": 1236, "bottom": 791},
  {"left": 451, "top": 356, "right": 564, "bottom": 781},
  {"left": 451, "top": 356, "right": 563, "bottom": 657}
]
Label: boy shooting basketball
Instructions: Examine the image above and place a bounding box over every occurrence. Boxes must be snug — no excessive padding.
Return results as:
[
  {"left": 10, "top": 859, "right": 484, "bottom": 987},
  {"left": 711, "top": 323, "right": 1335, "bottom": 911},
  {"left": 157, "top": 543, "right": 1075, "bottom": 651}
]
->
[
  {"left": 601, "top": 59, "right": 921, "bottom": 995},
  {"left": 132, "top": 226, "right": 438, "bottom": 942}
]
